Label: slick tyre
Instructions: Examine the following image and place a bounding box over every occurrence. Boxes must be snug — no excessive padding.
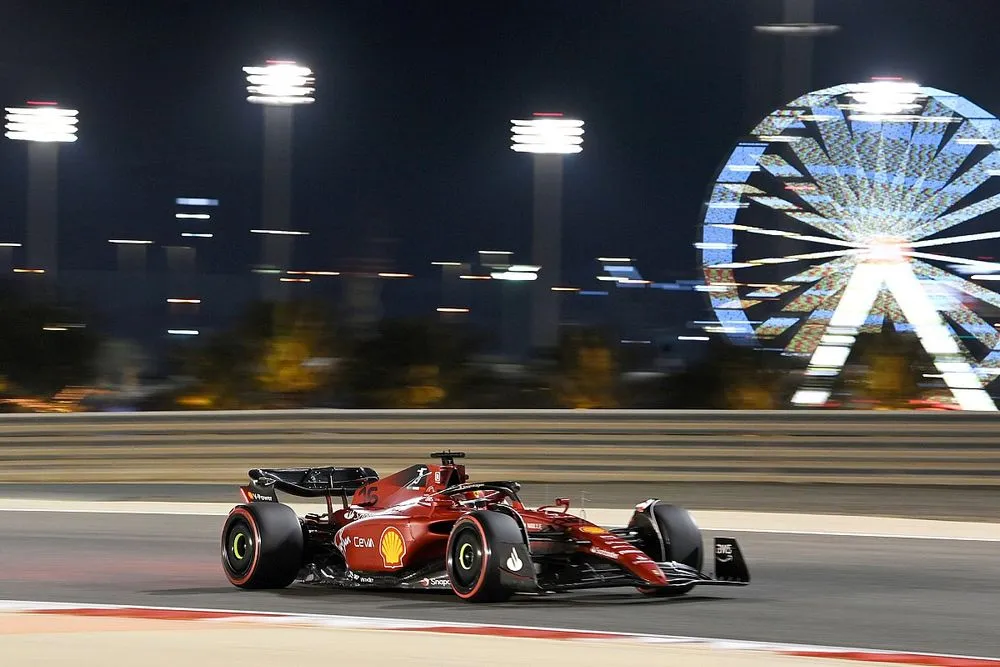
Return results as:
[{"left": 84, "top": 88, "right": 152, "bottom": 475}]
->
[
  {"left": 631, "top": 502, "right": 703, "bottom": 597},
  {"left": 446, "top": 511, "right": 523, "bottom": 602},
  {"left": 222, "top": 503, "right": 304, "bottom": 589}
]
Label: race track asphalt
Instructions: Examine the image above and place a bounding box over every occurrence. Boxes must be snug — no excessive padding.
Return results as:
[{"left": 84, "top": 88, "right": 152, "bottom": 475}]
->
[{"left": 0, "top": 509, "right": 997, "bottom": 658}]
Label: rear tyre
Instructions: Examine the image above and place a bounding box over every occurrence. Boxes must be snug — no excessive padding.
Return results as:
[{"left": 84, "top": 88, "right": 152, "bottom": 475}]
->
[
  {"left": 221, "top": 503, "right": 304, "bottom": 589},
  {"left": 630, "top": 502, "right": 703, "bottom": 597},
  {"left": 446, "top": 511, "right": 522, "bottom": 602}
]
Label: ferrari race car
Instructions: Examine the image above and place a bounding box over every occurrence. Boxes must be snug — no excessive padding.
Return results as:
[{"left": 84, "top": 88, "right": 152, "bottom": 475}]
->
[{"left": 221, "top": 452, "right": 750, "bottom": 602}]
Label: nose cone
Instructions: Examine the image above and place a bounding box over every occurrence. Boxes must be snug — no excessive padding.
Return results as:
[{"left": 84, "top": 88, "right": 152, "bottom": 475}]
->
[{"left": 573, "top": 525, "right": 668, "bottom": 585}]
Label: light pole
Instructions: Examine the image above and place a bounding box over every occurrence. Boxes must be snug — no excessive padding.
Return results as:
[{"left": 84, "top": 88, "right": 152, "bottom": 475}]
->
[
  {"left": 4, "top": 102, "right": 78, "bottom": 298},
  {"left": 243, "top": 61, "right": 315, "bottom": 302},
  {"left": 510, "top": 113, "right": 584, "bottom": 352},
  {"left": 751, "top": 1, "right": 838, "bottom": 259},
  {"left": 754, "top": 0, "right": 838, "bottom": 102}
]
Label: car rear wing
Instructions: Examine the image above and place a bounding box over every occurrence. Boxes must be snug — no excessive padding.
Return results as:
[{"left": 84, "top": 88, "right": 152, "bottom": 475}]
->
[{"left": 247, "top": 466, "right": 379, "bottom": 499}]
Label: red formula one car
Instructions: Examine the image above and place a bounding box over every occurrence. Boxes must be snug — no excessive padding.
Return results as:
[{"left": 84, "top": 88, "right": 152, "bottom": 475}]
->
[{"left": 221, "top": 452, "right": 750, "bottom": 601}]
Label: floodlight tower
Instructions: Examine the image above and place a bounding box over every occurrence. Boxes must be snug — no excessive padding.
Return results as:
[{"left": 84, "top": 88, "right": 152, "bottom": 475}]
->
[
  {"left": 243, "top": 60, "right": 315, "bottom": 301},
  {"left": 753, "top": 0, "right": 839, "bottom": 107},
  {"left": 510, "top": 113, "right": 584, "bottom": 351},
  {"left": 4, "top": 101, "right": 78, "bottom": 294}
]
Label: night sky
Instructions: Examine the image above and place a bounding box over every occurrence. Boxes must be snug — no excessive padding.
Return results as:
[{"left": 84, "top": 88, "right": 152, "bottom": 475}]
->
[{"left": 2, "top": 0, "right": 1000, "bottom": 287}]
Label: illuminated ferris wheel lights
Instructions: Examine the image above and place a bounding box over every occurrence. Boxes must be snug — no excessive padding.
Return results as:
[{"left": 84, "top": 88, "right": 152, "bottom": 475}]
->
[
  {"left": 703, "top": 81, "right": 1000, "bottom": 409},
  {"left": 757, "top": 135, "right": 802, "bottom": 143},
  {"left": 847, "top": 80, "right": 924, "bottom": 115}
]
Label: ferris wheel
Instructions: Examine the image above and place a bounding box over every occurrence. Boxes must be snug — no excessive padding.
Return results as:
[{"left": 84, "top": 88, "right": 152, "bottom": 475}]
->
[{"left": 698, "top": 80, "right": 1000, "bottom": 411}]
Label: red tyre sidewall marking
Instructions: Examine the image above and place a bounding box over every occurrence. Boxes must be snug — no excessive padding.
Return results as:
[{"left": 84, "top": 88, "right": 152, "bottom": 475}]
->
[
  {"left": 224, "top": 507, "right": 261, "bottom": 587},
  {"left": 448, "top": 517, "right": 490, "bottom": 600}
]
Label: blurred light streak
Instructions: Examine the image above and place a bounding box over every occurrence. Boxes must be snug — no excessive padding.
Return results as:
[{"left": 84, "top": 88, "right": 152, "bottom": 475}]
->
[
  {"left": 491, "top": 271, "right": 537, "bottom": 281},
  {"left": 754, "top": 23, "right": 840, "bottom": 35},
  {"left": 176, "top": 198, "right": 218, "bottom": 206},
  {"left": 910, "top": 231, "right": 1000, "bottom": 248},
  {"left": 251, "top": 229, "right": 309, "bottom": 236},
  {"left": 167, "top": 329, "right": 199, "bottom": 336}
]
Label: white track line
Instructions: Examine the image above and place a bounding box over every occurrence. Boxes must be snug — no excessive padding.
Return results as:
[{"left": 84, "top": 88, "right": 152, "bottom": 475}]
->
[
  {"left": 1, "top": 600, "right": 997, "bottom": 665},
  {"left": 1, "top": 498, "right": 999, "bottom": 541}
]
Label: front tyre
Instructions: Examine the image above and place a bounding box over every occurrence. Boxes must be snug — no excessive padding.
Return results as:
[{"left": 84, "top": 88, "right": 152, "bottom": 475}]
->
[
  {"left": 630, "top": 501, "right": 703, "bottom": 597},
  {"left": 221, "top": 503, "right": 304, "bottom": 589},
  {"left": 446, "top": 511, "right": 525, "bottom": 602}
]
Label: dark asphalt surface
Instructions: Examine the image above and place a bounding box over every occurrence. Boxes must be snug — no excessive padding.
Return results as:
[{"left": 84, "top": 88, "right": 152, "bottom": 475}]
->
[
  {"left": 0, "top": 510, "right": 998, "bottom": 657},
  {"left": 3, "top": 482, "right": 1000, "bottom": 521}
]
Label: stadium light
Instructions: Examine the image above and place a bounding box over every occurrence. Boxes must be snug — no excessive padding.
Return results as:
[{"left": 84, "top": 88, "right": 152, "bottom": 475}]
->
[
  {"left": 5, "top": 105, "right": 79, "bottom": 143},
  {"left": 243, "top": 62, "right": 315, "bottom": 105},
  {"left": 245, "top": 61, "right": 316, "bottom": 302},
  {"left": 5, "top": 101, "right": 79, "bottom": 294},
  {"left": 510, "top": 116, "right": 584, "bottom": 154},
  {"left": 510, "top": 113, "right": 585, "bottom": 351}
]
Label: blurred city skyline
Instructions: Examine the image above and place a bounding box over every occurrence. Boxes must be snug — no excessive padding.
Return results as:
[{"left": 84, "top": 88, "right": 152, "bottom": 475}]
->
[{"left": 3, "top": 1, "right": 999, "bottom": 287}]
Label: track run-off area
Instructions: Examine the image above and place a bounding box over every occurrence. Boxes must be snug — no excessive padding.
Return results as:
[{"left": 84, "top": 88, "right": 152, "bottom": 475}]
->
[{"left": 1, "top": 486, "right": 999, "bottom": 665}]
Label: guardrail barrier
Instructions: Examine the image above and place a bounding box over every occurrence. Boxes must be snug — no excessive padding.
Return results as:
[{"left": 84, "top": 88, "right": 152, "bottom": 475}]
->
[{"left": 0, "top": 409, "right": 996, "bottom": 484}]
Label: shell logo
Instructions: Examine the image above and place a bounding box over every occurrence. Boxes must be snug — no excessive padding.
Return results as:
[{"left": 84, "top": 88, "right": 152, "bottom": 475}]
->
[
  {"left": 379, "top": 527, "right": 406, "bottom": 568},
  {"left": 579, "top": 526, "right": 606, "bottom": 534}
]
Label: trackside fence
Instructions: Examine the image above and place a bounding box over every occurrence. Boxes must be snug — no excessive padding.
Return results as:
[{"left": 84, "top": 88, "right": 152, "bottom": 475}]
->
[{"left": 0, "top": 409, "right": 997, "bottom": 485}]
